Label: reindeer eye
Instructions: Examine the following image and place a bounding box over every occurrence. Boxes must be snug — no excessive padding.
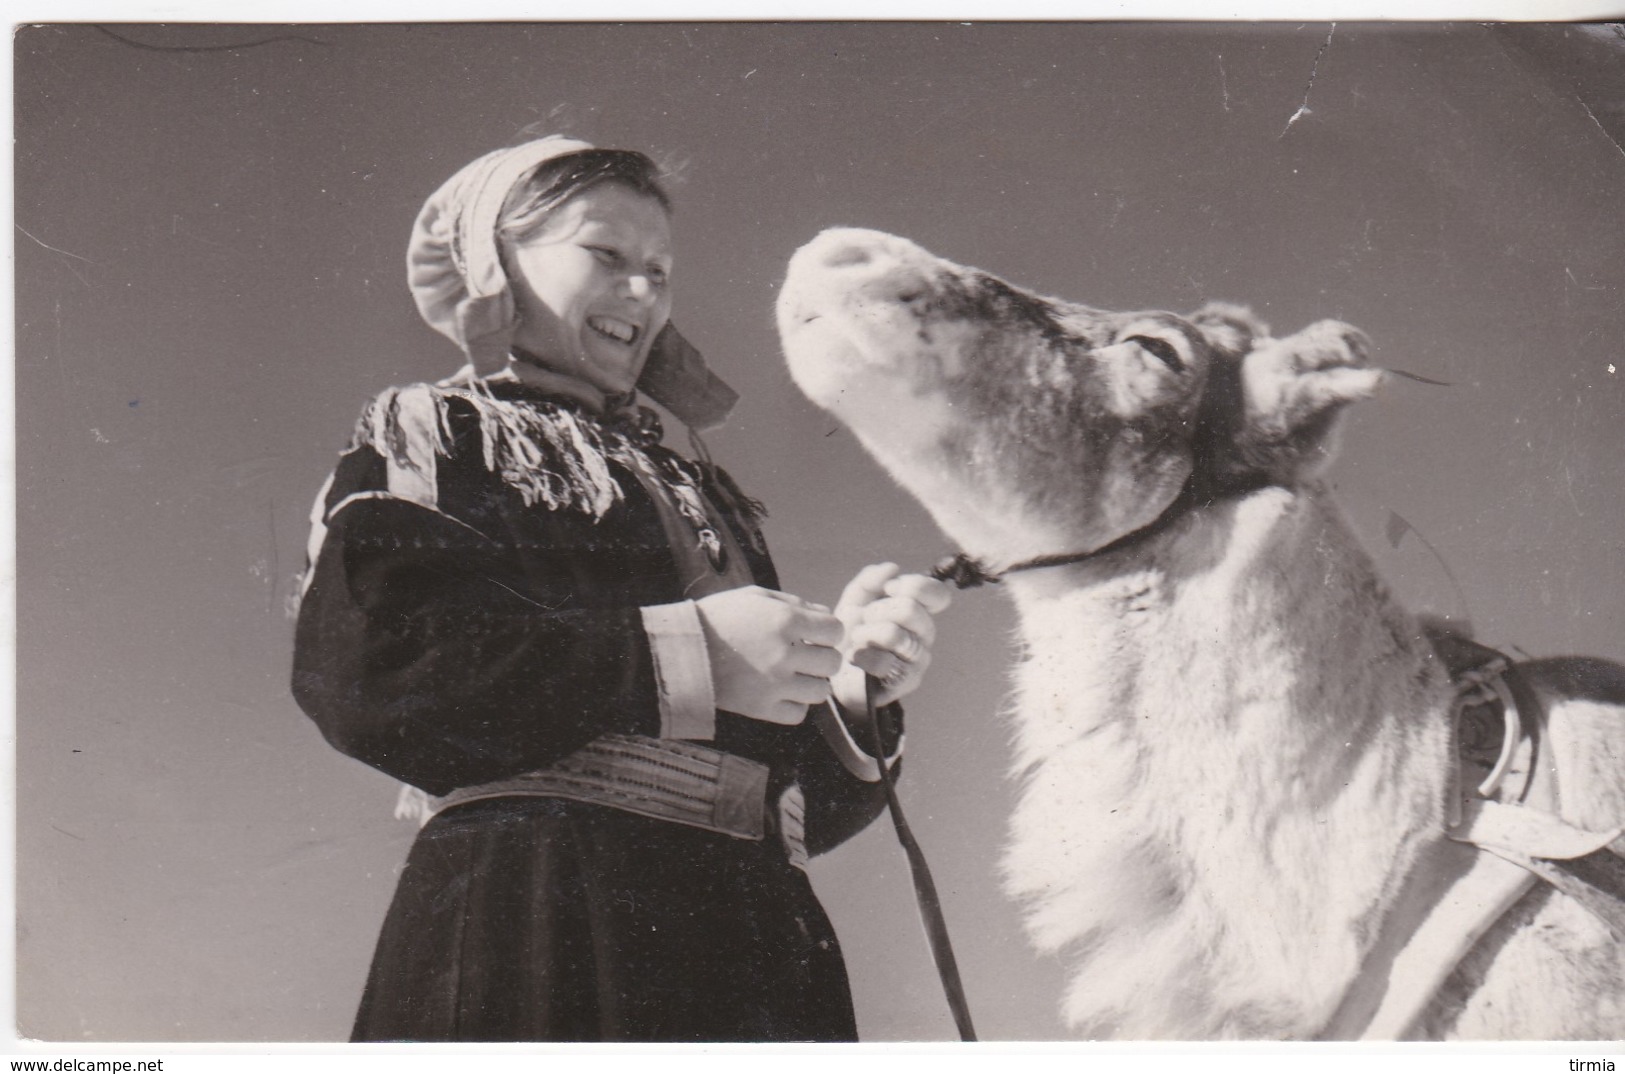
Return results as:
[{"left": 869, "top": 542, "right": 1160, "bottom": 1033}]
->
[{"left": 1126, "top": 334, "right": 1185, "bottom": 373}]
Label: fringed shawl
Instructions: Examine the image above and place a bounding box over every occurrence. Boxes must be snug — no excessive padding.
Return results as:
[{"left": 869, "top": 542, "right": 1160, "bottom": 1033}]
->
[{"left": 350, "top": 379, "right": 765, "bottom": 533}]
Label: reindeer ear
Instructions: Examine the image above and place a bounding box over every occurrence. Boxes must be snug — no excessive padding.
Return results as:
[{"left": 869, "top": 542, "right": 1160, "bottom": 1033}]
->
[{"left": 1234, "top": 319, "right": 1384, "bottom": 479}]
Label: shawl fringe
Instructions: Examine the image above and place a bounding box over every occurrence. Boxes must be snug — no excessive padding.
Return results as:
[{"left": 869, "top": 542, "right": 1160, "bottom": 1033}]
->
[{"left": 350, "top": 382, "right": 766, "bottom": 532}]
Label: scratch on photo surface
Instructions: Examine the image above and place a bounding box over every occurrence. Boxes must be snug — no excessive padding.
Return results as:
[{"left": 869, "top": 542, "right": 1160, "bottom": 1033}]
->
[
  {"left": 1565, "top": 266, "right": 1607, "bottom": 292},
  {"left": 268, "top": 498, "right": 280, "bottom": 616},
  {"left": 1280, "top": 24, "right": 1337, "bottom": 139},
  {"left": 1577, "top": 100, "right": 1625, "bottom": 161},
  {"left": 18, "top": 224, "right": 96, "bottom": 286},
  {"left": 482, "top": 574, "right": 561, "bottom": 610},
  {"left": 95, "top": 25, "right": 329, "bottom": 52},
  {"left": 1562, "top": 462, "right": 1583, "bottom": 517},
  {"left": 173, "top": 215, "right": 229, "bottom": 249}
]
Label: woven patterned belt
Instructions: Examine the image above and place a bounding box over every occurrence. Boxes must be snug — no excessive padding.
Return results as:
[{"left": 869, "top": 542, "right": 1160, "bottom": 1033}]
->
[{"left": 424, "top": 734, "right": 805, "bottom": 864}]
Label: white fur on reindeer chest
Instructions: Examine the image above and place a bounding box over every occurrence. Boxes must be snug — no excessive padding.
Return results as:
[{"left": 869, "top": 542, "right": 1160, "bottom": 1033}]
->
[{"left": 996, "top": 486, "right": 1459, "bottom": 1037}]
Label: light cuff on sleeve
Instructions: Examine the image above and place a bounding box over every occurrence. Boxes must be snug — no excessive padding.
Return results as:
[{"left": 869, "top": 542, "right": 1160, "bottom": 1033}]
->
[{"left": 641, "top": 600, "right": 717, "bottom": 741}]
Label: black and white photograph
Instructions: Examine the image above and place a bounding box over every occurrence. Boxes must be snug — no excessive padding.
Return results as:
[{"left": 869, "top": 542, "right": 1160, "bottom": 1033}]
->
[{"left": 11, "top": 17, "right": 1625, "bottom": 1055}]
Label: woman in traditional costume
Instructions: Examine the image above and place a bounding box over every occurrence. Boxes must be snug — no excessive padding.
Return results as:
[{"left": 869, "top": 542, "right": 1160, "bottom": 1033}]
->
[{"left": 291, "top": 136, "right": 949, "bottom": 1042}]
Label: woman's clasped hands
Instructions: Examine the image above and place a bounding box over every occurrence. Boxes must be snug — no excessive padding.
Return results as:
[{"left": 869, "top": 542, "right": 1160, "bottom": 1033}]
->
[{"left": 694, "top": 563, "right": 952, "bottom": 726}]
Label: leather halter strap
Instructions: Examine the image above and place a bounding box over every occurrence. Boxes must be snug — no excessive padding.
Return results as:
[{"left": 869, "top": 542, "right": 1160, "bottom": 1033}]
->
[{"left": 930, "top": 473, "right": 1256, "bottom": 590}]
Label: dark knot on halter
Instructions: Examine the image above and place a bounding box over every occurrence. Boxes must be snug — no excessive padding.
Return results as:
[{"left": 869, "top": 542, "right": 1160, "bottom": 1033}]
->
[{"left": 930, "top": 553, "right": 1002, "bottom": 590}]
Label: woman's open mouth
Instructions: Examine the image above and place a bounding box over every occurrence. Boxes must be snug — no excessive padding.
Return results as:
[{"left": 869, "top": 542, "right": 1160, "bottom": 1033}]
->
[{"left": 588, "top": 315, "right": 640, "bottom": 346}]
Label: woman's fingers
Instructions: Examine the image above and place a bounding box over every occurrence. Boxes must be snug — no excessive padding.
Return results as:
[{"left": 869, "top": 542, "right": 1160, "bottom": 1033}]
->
[
  {"left": 848, "top": 621, "right": 920, "bottom": 665},
  {"left": 694, "top": 586, "right": 848, "bottom": 725},
  {"left": 689, "top": 576, "right": 947, "bottom": 725},
  {"left": 883, "top": 573, "right": 953, "bottom": 614},
  {"left": 858, "top": 597, "right": 936, "bottom": 647},
  {"left": 849, "top": 643, "right": 931, "bottom": 680},
  {"left": 790, "top": 607, "right": 846, "bottom": 649},
  {"left": 835, "top": 573, "right": 952, "bottom": 707},
  {"left": 751, "top": 587, "right": 846, "bottom": 649},
  {"left": 837, "top": 562, "right": 901, "bottom": 613},
  {"left": 788, "top": 639, "right": 844, "bottom": 680},
  {"left": 760, "top": 587, "right": 834, "bottom": 615}
]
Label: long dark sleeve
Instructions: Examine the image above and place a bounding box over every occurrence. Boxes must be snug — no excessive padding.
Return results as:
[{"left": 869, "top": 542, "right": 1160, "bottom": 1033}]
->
[
  {"left": 291, "top": 387, "right": 673, "bottom": 795},
  {"left": 293, "top": 495, "right": 665, "bottom": 795}
]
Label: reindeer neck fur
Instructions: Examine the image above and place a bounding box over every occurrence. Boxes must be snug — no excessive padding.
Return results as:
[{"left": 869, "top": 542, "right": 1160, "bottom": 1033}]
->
[{"left": 997, "top": 481, "right": 1457, "bottom": 1039}]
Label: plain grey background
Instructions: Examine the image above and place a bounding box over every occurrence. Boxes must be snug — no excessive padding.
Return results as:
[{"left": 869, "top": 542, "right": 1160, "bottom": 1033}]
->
[{"left": 14, "top": 21, "right": 1625, "bottom": 1042}]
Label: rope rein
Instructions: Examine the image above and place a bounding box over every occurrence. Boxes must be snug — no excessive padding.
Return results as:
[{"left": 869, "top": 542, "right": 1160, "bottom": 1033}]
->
[{"left": 862, "top": 672, "right": 978, "bottom": 1042}]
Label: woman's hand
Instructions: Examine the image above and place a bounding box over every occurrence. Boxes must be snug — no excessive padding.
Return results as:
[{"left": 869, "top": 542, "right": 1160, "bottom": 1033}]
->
[
  {"left": 831, "top": 563, "right": 953, "bottom": 712},
  {"left": 694, "top": 586, "right": 845, "bottom": 726}
]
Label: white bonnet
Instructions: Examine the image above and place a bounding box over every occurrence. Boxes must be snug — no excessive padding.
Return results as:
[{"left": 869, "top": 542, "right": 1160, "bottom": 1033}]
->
[{"left": 407, "top": 135, "right": 596, "bottom": 378}]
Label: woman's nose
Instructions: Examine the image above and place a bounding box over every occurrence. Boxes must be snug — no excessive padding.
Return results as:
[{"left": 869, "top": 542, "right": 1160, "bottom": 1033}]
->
[{"left": 624, "top": 274, "right": 654, "bottom": 301}]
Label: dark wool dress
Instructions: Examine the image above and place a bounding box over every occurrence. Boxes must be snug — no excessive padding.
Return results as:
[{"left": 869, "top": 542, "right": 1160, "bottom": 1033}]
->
[{"left": 292, "top": 378, "right": 899, "bottom": 1042}]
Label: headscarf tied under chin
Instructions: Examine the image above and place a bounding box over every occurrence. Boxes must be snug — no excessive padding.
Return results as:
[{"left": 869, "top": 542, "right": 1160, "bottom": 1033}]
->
[{"left": 405, "top": 136, "right": 739, "bottom": 431}]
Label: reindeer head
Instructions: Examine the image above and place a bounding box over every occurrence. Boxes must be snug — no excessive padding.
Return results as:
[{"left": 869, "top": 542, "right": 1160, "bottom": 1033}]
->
[{"left": 778, "top": 228, "right": 1383, "bottom": 564}]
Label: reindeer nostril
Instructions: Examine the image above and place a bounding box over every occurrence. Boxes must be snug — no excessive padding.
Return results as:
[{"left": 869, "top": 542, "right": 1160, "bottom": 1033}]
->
[
  {"left": 1340, "top": 328, "right": 1371, "bottom": 364},
  {"left": 821, "top": 242, "right": 874, "bottom": 270}
]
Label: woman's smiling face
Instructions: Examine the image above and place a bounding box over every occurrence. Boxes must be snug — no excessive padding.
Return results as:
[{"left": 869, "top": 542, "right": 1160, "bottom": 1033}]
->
[{"left": 504, "top": 180, "right": 674, "bottom": 396}]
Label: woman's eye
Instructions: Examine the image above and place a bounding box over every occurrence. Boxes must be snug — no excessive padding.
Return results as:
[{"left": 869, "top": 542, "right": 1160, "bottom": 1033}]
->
[
  {"left": 586, "top": 245, "right": 621, "bottom": 266},
  {"left": 647, "top": 265, "right": 669, "bottom": 287},
  {"left": 1125, "top": 334, "right": 1185, "bottom": 373}
]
